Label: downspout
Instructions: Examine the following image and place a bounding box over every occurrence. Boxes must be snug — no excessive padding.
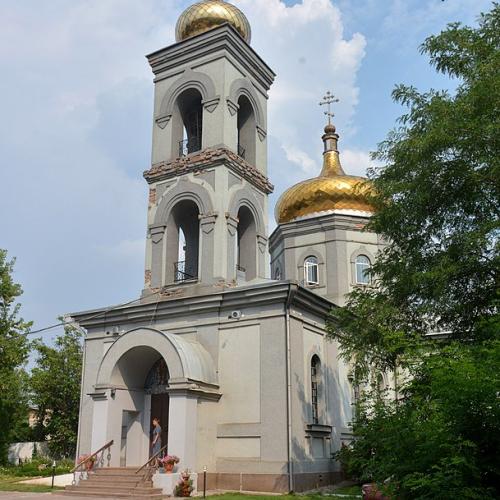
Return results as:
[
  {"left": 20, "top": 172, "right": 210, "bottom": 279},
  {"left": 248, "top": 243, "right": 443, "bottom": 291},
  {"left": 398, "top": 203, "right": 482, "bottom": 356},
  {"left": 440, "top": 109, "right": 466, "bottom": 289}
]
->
[
  {"left": 285, "top": 284, "right": 295, "bottom": 493},
  {"left": 74, "top": 322, "right": 87, "bottom": 464}
]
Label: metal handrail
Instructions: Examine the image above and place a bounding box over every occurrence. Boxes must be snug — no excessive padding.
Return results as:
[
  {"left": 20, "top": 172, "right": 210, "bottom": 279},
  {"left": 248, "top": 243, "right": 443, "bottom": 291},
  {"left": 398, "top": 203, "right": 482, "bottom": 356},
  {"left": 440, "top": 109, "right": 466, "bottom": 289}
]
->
[
  {"left": 135, "top": 445, "right": 168, "bottom": 475},
  {"left": 71, "top": 440, "right": 114, "bottom": 472}
]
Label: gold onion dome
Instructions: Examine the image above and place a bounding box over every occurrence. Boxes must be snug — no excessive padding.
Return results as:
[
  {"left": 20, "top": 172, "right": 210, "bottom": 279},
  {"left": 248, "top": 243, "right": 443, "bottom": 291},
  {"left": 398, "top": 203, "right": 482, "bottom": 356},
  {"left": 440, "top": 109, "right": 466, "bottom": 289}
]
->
[
  {"left": 275, "top": 125, "right": 376, "bottom": 224},
  {"left": 176, "top": 1, "right": 251, "bottom": 43}
]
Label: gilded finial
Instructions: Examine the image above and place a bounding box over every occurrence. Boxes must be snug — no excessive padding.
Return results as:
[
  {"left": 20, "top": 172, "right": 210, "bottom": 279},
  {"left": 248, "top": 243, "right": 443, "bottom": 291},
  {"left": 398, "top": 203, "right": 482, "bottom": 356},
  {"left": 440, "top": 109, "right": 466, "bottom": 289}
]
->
[
  {"left": 319, "top": 91, "right": 344, "bottom": 176},
  {"left": 319, "top": 91, "right": 339, "bottom": 127}
]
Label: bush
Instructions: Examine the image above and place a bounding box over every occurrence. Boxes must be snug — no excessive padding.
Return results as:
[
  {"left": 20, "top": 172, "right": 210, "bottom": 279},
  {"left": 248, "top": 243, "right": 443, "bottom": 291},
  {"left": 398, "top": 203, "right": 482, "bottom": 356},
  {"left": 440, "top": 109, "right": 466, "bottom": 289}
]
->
[
  {"left": 0, "top": 458, "right": 74, "bottom": 477},
  {"left": 337, "top": 342, "right": 500, "bottom": 499}
]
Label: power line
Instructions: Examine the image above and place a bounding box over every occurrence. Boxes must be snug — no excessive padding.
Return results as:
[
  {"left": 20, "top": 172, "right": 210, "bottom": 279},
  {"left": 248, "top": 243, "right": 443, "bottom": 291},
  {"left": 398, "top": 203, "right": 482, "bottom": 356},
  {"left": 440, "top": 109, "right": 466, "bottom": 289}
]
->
[{"left": 26, "top": 294, "right": 155, "bottom": 336}]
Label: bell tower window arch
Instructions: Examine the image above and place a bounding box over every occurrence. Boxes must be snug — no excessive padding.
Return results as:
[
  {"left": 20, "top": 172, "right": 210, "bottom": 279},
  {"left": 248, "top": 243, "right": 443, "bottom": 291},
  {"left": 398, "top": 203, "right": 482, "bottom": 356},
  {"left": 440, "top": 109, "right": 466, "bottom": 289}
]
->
[
  {"left": 236, "top": 205, "right": 257, "bottom": 281},
  {"left": 172, "top": 88, "right": 203, "bottom": 157},
  {"left": 165, "top": 199, "right": 200, "bottom": 283},
  {"left": 237, "top": 95, "right": 256, "bottom": 165}
]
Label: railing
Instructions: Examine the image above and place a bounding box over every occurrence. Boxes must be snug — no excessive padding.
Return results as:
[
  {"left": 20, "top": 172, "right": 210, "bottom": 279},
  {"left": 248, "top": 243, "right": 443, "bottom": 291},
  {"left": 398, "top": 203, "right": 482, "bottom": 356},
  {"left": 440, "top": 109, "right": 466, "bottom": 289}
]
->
[
  {"left": 135, "top": 444, "right": 168, "bottom": 483},
  {"left": 71, "top": 440, "right": 114, "bottom": 485},
  {"left": 179, "top": 137, "right": 201, "bottom": 157},
  {"left": 174, "top": 261, "right": 197, "bottom": 282},
  {"left": 237, "top": 144, "right": 246, "bottom": 159}
]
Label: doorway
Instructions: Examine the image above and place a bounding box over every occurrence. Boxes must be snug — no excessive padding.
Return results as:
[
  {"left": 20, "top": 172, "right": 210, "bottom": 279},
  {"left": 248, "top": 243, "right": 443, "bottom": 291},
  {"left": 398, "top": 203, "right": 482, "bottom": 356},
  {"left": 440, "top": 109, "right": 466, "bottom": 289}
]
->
[{"left": 145, "top": 358, "right": 170, "bottom": 457}]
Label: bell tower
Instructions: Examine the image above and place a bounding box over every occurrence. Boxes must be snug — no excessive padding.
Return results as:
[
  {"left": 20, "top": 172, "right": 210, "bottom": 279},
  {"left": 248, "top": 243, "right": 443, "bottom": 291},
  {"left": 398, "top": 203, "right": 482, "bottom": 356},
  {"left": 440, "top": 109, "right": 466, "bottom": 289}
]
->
[{"left": 143, "top": 1, "right": 275, "bottom": 293}]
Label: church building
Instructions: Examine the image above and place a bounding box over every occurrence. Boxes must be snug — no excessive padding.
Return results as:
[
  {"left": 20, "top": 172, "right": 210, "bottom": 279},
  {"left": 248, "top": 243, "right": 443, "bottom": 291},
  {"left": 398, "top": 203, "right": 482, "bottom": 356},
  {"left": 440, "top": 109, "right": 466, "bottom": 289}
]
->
[{"left": 72, "top": 0, "right": 382, "bottom": 493}]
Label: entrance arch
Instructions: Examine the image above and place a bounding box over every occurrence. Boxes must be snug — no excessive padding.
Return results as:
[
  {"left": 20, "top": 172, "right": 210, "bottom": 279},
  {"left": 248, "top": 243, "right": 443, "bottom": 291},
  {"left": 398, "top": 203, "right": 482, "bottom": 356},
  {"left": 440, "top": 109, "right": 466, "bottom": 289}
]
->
[{"left": 91, "top": 328, "right": 219, "bottom": 469}]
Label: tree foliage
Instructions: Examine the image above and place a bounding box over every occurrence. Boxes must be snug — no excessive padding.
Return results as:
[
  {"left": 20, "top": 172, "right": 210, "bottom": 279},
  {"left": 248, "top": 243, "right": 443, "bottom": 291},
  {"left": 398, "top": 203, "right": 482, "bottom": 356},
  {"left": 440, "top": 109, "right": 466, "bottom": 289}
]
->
[
  {"left": 0, "top": 250, "right": 31, "bottom": 464},
  {"left": 30, "top": 323, "right": 83, "bottom": 459},
  {"left": 337, "top": 342, "right": 500, "bottom": 499},
  {"left": 328, "top": 5, "right": 500, "bottom": 498}
]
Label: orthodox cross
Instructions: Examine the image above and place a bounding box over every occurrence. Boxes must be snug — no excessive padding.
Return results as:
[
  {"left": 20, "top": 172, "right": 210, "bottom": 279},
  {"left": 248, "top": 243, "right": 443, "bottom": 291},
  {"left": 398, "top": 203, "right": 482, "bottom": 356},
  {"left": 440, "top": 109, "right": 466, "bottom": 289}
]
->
[{"left": 319, "top": 91, "right": 339, "bottom": 125}]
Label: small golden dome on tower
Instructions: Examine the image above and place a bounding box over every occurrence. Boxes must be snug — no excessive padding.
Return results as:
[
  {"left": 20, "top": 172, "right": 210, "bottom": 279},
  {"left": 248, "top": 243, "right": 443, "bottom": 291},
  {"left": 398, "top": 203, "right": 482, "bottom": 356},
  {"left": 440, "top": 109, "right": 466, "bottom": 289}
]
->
[
  {"left": 275, "top": 123, "right": 376, "bottom": 224},
  {"left": 176, "top": 1, "right": 251, "bottom": 43}
]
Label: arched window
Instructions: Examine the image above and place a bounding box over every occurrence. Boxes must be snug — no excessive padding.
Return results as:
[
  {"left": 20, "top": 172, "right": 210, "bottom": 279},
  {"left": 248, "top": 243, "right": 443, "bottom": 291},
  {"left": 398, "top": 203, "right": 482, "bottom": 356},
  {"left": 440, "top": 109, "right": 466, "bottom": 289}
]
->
[
  {"left": 173, "top": 88, "right": 203, "bottom": 157},
  {"left": 236, "top": 206, "right": 257, "bottom": 281},
  {"left": 355, "top": 255, "right": 371, "bottom": 284},
  {"left": 166, "top": 200, "right": 200, "bottom": 283},
  {"left": 304, "top": 256, "right": 319, "bottom": 285},
  {"left": 237, "top": 95, "right": 256, "bottom": 165},
  {"left": 311, "top": 355, "right": 320, "bottom": 424}
]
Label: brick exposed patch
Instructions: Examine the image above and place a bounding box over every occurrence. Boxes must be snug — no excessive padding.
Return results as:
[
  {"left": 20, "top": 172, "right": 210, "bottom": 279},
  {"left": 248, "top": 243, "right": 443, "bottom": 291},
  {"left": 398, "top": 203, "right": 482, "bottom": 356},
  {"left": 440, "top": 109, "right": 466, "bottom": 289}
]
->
[
  {"left": 149, "top": 188, "right": 157, "bottom": 205},
  {"left": 144, "top": 270, "right": 152, "bottom": 285},
  {"left": 144, "top": 147, "right": 274, "bottom": 194}
]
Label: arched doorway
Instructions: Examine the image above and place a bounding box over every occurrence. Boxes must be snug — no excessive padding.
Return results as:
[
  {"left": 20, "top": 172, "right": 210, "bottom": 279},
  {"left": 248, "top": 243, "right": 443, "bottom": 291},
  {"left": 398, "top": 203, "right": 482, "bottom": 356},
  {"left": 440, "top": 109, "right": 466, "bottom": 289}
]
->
[{"left": 144, "top": 358, "right": 170, "bottom": 457}]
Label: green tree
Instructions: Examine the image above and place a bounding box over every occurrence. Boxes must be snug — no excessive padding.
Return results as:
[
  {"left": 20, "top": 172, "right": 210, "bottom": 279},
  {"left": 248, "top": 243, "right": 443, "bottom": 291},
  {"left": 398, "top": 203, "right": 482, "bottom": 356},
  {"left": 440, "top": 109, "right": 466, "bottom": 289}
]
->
[
  {"left": 328, "top": 4, "right": 500, "bottom": 498},
  {"left": 30, "top": 323, "right": 83, "bottom": 458},
  {"left": 0, "top": 250, "right": 31, "bottom": 463}
]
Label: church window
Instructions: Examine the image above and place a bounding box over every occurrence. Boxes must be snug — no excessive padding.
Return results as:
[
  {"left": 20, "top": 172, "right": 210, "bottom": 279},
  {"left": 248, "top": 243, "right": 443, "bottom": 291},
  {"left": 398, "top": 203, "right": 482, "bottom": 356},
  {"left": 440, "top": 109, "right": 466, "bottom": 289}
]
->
[
  {"left": 237, "top": 95, "right": 256, "bottom": 165},
  {"left": 311, "top": 355, "right": 320, "bottom": 424},
  {"left": 355, "top": 255, "right": 371, "bottom": 284},
  {"left": 236, "top": 206, "right": 257, "bottom": 280},
  {"left": 174, "top": 88, "right": 203, "bottom": 157},
  {"left": 304, "top": 256, "right": 319, "bottom": 285},
  {"left": 167, "top": 200, "right": 200, "bottom": 283}
]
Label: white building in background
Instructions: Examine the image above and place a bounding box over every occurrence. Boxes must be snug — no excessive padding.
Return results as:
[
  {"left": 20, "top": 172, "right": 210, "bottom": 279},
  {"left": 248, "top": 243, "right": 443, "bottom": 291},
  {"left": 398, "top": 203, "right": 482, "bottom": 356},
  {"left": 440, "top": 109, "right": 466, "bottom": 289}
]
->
[{"left": 72, "top": 0, "right": 383, "bottom": 492}]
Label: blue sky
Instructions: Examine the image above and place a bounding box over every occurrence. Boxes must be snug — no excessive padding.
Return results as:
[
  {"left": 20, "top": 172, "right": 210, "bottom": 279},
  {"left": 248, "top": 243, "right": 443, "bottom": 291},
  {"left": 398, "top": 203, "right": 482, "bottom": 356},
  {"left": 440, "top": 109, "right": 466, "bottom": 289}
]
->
[{"left": 0, "top": 0, "right": 492, "bottom": 345}]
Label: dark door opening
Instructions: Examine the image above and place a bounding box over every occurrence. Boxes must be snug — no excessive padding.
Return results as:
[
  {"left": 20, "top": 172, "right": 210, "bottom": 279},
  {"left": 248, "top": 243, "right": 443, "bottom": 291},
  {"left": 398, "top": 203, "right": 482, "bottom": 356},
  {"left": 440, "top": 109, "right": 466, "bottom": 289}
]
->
[
  {"left": 145, "top": 357, "right": 170, "bottom": 458},
  {"left": 150, "top": 393, "right": 169, "bottom": 456}
]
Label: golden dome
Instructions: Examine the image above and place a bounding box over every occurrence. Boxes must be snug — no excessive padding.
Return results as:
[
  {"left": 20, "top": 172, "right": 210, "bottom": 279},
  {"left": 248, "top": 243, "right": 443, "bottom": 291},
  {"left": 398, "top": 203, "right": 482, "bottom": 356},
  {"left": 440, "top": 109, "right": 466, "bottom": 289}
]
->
[
  {"left": 275, "top": 125, "right": 376, "bottom": 224},
  {"left": 176, "top": 1, "right": 251, "bottom": 43}
]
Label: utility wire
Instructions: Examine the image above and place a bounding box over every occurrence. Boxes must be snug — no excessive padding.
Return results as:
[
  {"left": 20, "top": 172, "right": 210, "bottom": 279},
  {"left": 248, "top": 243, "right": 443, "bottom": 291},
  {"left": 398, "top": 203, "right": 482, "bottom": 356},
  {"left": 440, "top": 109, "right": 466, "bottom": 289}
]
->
[{"left": 26, "top": 293, "right": 159, "bottom": 336}]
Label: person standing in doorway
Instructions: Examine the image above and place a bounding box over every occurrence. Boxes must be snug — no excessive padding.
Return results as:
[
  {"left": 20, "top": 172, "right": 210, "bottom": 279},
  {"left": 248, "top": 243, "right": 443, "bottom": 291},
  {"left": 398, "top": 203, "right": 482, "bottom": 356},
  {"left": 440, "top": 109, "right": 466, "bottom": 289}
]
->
[{"left": 151, "top": 417, "right": 162, "bottom": 466}]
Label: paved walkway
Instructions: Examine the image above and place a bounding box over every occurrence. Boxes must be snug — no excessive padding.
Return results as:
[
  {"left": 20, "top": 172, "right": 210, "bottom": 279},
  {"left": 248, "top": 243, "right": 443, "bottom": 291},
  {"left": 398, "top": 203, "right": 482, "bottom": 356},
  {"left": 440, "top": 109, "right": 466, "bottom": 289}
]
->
[{"left": 0, "top": 493, "right": 124, "bottom": 500}]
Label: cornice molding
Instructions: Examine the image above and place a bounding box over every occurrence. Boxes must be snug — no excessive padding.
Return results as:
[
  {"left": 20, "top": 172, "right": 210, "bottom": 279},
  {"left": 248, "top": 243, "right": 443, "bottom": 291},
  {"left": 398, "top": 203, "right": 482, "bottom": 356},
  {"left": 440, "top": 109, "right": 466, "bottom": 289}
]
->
[
  {"left": 144, "top": 147, "right": 274, "bottom": 194},
  {"left": 147, "top": 24, "right": 276, "bottom": 92}
]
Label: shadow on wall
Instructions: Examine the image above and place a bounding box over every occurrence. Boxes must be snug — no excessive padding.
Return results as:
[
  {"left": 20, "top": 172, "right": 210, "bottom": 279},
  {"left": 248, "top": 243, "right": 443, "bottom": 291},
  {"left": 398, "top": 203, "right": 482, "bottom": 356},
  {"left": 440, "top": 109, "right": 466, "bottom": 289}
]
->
[{"left": 287, "top": 357, "right": 352, "bottom": 490}]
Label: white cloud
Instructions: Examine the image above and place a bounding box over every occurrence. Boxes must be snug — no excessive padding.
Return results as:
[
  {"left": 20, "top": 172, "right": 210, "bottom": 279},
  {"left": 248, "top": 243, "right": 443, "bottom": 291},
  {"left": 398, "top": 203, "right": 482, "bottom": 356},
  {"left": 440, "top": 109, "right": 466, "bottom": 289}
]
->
[
  {"left": 0, "top": 0, "right": 364, "bottom": 334},
  {"left": 341, "top": 149, "right": 381, "bottom": 177}
]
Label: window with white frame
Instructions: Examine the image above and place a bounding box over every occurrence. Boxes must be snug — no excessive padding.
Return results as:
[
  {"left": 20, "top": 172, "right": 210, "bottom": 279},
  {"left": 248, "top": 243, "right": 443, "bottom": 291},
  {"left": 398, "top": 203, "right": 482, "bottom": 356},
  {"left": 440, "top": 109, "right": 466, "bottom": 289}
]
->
[
  {"left": 304, "top": 256, "right": 319, "bottom": 285},
  {"left": 355, "top": 255, "right": 371, "bottom": 284}
]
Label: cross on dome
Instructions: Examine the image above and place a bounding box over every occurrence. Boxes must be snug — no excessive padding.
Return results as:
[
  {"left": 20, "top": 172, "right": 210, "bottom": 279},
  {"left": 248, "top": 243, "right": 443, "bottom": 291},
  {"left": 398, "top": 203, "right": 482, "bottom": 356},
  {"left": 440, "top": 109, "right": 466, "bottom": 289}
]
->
[{"left": 319, "top": 91, "right": 339, "bottom": 126}]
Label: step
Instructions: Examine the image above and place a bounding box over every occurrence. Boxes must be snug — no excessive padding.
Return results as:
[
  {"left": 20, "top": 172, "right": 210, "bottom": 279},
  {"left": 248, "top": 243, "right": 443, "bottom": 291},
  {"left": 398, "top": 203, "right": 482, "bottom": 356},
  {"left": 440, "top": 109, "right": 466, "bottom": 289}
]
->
[
  {"left": 58, "top": 491, "right": 166, "bottom": 499},
  {"left": 68, "top": 485, "right": 154, "bottom": 493},
  {"left": 85, "top": 476, "right": 146, "bottom": 484}
]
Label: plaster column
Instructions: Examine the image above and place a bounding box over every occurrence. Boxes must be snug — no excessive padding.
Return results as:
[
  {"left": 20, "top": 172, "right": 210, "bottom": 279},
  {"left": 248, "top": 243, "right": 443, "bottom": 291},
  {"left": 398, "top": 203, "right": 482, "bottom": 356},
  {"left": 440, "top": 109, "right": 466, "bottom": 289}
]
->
[
  {"left": 167, "top": 393, "right": 198, "bottom": 471},
  {"left": 257, "top": 234, "right": 268, "bottom": 279},
  {"left": 90, "top": 394, "right": 109, "bottom": 453},
  {"left": 150, "top": 224, "right": 166, "bottom": 288},
  {"left": 199, "top": 214, "right": 217, "bottom": 283},
  {"left": 226, "top": 215, "right": 238, "bottom": 282}
]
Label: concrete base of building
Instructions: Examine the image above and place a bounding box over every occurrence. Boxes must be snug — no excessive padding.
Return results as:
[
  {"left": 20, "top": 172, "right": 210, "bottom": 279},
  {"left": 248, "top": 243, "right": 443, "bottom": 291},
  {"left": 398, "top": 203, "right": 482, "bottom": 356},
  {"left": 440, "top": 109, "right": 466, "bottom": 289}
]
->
[{"left": 198, "top": 471, "right": 343, "bottom": 493}]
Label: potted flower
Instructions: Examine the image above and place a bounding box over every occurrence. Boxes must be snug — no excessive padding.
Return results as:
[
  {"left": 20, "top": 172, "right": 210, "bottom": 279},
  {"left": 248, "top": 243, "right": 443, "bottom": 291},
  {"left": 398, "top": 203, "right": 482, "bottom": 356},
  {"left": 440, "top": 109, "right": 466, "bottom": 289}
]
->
[
  {"left": 174, "top": 470, "right": 194, "bottom": 497},
  {"left": 160, "top": 455, "right": 180, "bottom": 473}
]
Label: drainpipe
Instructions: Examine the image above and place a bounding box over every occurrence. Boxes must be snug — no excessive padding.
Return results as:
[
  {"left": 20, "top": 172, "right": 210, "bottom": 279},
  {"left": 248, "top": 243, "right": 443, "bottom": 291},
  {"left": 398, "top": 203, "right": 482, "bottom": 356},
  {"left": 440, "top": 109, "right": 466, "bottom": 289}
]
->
[
  {"left": 74, "top": 322, "right": 87, "bottom": 465},
  {"left": 285, "top": 284, "right": 295, "bottom": 493}
]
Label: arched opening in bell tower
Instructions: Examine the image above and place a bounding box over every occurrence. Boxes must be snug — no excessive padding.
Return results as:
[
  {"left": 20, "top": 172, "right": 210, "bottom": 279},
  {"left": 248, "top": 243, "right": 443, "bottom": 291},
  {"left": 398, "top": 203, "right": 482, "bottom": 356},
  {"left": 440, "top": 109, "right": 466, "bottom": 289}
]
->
[
  {"left": 173, "top": 88, "right": 203, "bottom": 157},
  {"left": 237, "top": 95, "right": 256, "bottom": 165},
  {"left": 166, "top": 200, "right": 200, "bottom": 282},
  {"left": 236, "top": 205, "right": 257, "bottom": 281}
]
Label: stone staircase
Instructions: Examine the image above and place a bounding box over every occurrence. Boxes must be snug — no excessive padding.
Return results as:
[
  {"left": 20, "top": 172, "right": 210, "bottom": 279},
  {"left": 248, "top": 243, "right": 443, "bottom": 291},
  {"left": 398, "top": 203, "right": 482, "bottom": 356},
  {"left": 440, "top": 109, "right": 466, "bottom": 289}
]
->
[{"left": 59, "top": 467, "right": 166, "bottom": 499}]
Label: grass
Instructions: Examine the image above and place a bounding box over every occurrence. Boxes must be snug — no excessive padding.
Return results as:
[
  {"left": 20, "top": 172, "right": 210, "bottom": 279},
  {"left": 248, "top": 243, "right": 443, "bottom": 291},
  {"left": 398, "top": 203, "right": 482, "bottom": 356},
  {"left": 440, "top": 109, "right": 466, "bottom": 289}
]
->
[
  {"left": 0, "top": 473, "right": 64, "bottom": 492},
  {"left": 209, "top": 488, "right": 362, "bottom": 500}
]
